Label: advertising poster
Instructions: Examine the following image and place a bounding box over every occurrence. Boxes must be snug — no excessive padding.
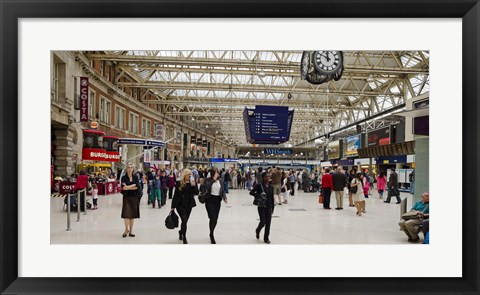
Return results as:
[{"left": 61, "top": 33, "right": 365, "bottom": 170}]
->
[
  {"left": 345, "top": 134, "right": 360, "bottom": 156},
  {"left": 328, "top": 140, "right": 340, "bottom": 160},
  {"left": 367, "top": 126, "right": 390, "bottom": 147}
]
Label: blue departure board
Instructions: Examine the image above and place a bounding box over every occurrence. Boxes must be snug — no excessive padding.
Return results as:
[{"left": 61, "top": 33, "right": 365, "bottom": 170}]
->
[{"left": 243, "top": 105, "right": 294, "bottom": 144}]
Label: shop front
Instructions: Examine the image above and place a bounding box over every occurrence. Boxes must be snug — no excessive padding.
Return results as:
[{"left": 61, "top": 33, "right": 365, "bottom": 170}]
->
[{"left": 80, "top": 130, "right": 121, "bottom": 195}]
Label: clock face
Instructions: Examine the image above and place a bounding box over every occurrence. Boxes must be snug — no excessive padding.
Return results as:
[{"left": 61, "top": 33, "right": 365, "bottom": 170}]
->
[{"left": 313, "top": 51, "right": 343, "bottom": 75}]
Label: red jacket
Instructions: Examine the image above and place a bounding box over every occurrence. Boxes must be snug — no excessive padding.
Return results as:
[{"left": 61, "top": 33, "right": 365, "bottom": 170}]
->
[
  {"left": 321, "top": 173, "right": 333, "bottom": 189},
  {"left": 73, "top": 175, "right": 89, "bottom": 191}
]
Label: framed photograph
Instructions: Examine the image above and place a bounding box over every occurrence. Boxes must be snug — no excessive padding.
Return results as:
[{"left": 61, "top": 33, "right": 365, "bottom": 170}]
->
[{"left": 1, "top": 0, "right": 479, "bottom": 294}]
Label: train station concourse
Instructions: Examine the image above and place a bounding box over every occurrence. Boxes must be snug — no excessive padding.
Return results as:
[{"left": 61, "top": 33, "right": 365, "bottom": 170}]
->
[{"left": 50, "top": 50, "right": 430, "bottom": 245}]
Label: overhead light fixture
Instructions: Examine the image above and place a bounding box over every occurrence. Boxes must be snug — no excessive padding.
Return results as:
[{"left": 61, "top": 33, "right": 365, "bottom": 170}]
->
[{"left": 205, "top": 125, "right": 209, "bottom": 128}]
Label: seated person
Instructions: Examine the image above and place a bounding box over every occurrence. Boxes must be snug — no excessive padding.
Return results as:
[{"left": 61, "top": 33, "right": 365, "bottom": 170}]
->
[{"left": 399, "top": 192, "right": 429, "bottom": 243}]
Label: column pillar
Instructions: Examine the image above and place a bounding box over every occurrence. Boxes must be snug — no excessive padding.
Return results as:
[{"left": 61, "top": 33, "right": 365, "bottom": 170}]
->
[{"left": 413, "top": 136, "right": 429, "bottom": 203}]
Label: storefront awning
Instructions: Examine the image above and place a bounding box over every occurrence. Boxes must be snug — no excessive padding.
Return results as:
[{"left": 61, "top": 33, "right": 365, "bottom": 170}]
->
[{"left": 118, "top": 138, "right": 165, "bottom": 147}]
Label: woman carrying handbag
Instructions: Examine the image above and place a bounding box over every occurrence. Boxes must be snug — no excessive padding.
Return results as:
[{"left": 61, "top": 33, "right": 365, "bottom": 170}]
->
[
  {"left": 170, "top": 169, "right": 198, "bottom": 244},
  {"left": 249, "top": 172, "right": 275, "bottom": 244},
  {"left": 204, "top": 167, "right": 227, "bottom": 244}
]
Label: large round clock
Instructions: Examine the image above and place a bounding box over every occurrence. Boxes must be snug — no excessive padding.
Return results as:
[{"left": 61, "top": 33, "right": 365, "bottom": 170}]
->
[{"left": 312, "top": 51, "right": 344, "bottom": 75}]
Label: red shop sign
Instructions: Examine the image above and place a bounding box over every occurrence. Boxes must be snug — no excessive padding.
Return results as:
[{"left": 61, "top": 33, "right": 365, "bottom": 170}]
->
[
  {"left": 82, "top": 148, "right": 120, "bottom": 162},
  {"left": 59, "top": 181, "right": 76, "bottom": 194}
]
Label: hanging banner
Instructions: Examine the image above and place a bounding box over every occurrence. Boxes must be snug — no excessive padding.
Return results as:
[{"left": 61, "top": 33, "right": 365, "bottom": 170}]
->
[{"left": 79, "top": 77, "right": 89, "bottom": 122}]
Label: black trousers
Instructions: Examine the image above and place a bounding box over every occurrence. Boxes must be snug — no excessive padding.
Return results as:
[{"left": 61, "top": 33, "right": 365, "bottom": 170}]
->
[
  {"left": 176, "top": 206, "right": 192, "bottom": 237},
  {"left": 257, "top": 206, "right": 273, "bottom": 241},
  {"left": 386, "top": 188, "right": 401, "bottom": 203},
  {"left": 168, "top": 187, "right": 174, "bottom": 199},
  {"left": 323, "top": 188, "right": 332, "bottom": 209},
  {"left": 206, "top": 195, "right": 222, "bottom": 235},
  {"left": 290, "top": 182, "right": 295, "bottom": 196}
]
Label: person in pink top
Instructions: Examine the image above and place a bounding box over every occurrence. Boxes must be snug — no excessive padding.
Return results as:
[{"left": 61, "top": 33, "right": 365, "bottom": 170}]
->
[{"left": 376, "top": 171, "right": 387, "bottom": 199}]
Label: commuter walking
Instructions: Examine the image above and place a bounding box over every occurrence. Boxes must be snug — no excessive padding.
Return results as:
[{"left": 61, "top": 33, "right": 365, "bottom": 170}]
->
[
  {"left": 121, "top": 163, "right": 140, "bottom": 237},
  {"left": 271, "top": 167, "right": 282, "bottom": 205},
  {"left": 224, "top": 170, "right": 230, "bottom": 193},
  {"left": 246, "top": 169, "right": 253, "bottom": 190},
  {"left": 160, "top": 170, "right": 168, "bottom": 207},
  {"left": 332, "top": 167, "right": 345, "bottom": 210},
  {"left": 232, "top": 169, "right": 238, "bottom": 189},
  {"left": 151, "top": 174, "right": 161, "bottom": 208},
  {"left": 350, "top": 173, "right": 366, "bottom": 216},
  {"left": 376, "top": 171, "right": 387, "bottom": 199},
  {"left": 171, "top": 169, "right": 199, "bottom": 244},
  {"left": 385, "top": 167, "right": 401, "bottom": 204},
  {"left": 250, "top": 172, "right": 275, "bottom": 244},
  {"left": 205, "top": 167, "right": 227, "bottom": 244},
  {"left": 289, "top": 170, "right": 296, "bottom": 196}
]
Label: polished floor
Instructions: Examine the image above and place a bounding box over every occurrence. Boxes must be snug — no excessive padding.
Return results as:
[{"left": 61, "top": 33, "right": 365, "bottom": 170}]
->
[{"left": 50, "top": 186, "right": 419, "bottom": 245}]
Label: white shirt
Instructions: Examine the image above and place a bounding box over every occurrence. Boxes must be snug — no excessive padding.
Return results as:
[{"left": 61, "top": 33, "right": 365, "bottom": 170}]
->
[{"left": 211, "top": 180, "right": 221, "bottom": 196}]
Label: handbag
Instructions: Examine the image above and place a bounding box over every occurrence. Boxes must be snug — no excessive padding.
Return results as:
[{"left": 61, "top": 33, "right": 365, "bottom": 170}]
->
[
  {"left": 198, "top": 184, "right": 208, "bottom": 204},
  {"left": 253, "top": 184, "right": 267, "bottom": 207},
  {"left": 350, "top": 179, "right": 358, "bottom": 194},
  {"left": 318, "top": 193, "right": 324, "bottom": 204},
  {"left": 165, "top": 211, "right": 179, "bottom": 229},
  {"left": 281, "top": 187, "right": 286, "bottom": 193},
  {"left": 402, "top": 210, "right": 420, "bottom": 220}
]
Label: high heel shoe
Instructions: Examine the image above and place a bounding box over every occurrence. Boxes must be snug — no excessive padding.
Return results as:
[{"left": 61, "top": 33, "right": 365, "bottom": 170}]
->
[
  {"left": 183, "top": 236, "right": 188, "bottom": 244},
  {"left": 255, "top": 229, "right": 260, "bottom": 240},
  {"left": 264, "top": 239, "right": 271, "bottom": 244},
  {"left": 209, "top": 234, "right": 216, "bottom": 244},
  {"left": 122, "top": 231, "right": 129, "bottom": 238},
  {"left": 178, "top": 231, "right": 183, "bottom": 241}
]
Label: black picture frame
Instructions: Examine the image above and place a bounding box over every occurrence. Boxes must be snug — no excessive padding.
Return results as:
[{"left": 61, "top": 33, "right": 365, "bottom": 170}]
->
[{"left": 1, "top": 1, "right": 479, "bottom": 294}]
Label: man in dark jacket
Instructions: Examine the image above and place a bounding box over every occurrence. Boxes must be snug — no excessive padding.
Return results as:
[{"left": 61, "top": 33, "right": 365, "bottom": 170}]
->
[
  {"left": 332, "top": 167, "right": 346, "bottom": 210},
  {"left": 385, "top": 167, "right": 401, "bottom": 204}
]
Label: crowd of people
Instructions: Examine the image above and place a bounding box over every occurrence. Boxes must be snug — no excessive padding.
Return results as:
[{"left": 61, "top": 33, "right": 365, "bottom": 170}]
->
[{"left": 65, "top": 163, "right": 427, "bottom": 244}]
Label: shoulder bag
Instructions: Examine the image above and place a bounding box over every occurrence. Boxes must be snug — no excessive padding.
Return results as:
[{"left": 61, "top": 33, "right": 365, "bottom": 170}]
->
[{"left": 253, "top": 184, "right": 267, "bottom": 208}]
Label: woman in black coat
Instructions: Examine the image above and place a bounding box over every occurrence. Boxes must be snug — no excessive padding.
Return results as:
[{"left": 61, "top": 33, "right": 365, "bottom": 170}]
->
[
  {"left": 204, "top": 167, "right": 227, "bottom": 244},
  {"left": 121, "top": 163, "right": 140, "bottom": 238},
  {"left": 249, "top": 171, "right": 275, "bottom": 244},
  {"left": 171, "top": 169, "right": 199, "bottom": 244}
]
